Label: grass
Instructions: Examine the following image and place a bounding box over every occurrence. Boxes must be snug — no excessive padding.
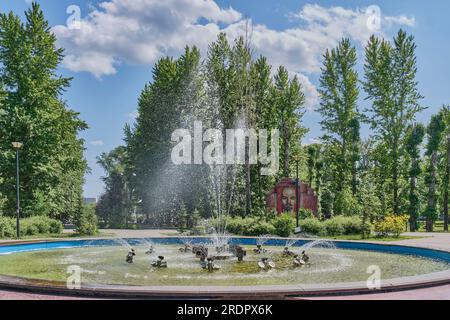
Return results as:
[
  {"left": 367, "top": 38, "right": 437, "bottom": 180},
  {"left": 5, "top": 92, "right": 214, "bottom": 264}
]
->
[
  {"left": 417, "top": 221, "right": 449, "bottom": 233},
  {"left": 0, "top": 231, "right": 114, "bottom": 242},
  {"left": 318, "top": 234, "right": 429, "bottom": 242}
]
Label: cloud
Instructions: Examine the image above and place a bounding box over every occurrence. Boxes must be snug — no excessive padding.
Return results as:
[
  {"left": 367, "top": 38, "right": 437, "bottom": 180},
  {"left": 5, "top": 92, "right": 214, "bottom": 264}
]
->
[
  {"left": 53, "top": 1, "right": 415, "bottom": 110},
  {"left": 53, "top": 0, "right": 241, "bottom": 78},
  {"left": 90, "top": 140, "right": 104, "bottom": 146}
]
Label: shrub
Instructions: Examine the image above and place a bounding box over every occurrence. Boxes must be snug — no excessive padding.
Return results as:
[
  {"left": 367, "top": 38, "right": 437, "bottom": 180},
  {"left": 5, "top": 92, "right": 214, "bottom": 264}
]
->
[
  {"left": 272, "top": 214, "right": 295, "bottom": 237},
  {"left": 49, "top": 219, "right": 63, "bottom": 234},
  {"left": 323, "top": 218, "right": 345, "bottom": 236},
  {"left": 0, "top": 216, "right": 15, "bottom": 238},
  {"left": 374, "top": 215, "right": 408, "bottom": 238},
  {"left": 244, "top": 221, "right": 276, "bottom": 236},
  {"left": 299, "top": 218, "right": 323, "bottom": 235},
  {"left": 298, "top": 209, "right": 315, "bottom": 220},
  {"left": 25, "top": 216, "right": 51, "bottom": 234},
  {"left": 21, "top": 219, "right": 39, "bottom": 236},
  {"left": 75, "top": 205, "right": 98, "bottom": 235},
  {"left": 338, "top": 216, "right": 363, "bottom": 235}
]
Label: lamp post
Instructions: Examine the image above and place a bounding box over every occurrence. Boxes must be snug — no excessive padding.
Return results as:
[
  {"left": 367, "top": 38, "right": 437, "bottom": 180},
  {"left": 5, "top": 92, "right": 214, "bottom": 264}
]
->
[
  {"left": 294, "top": 155, "right": 301, "bottom": 234},
  {"left": 12, "top": 142, "right": 23, "bottom": 239}
]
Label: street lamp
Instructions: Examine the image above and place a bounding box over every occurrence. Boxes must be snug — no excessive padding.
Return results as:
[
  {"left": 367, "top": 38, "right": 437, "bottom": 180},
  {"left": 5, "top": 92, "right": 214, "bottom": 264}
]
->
[
  {"left": 12, "top": 142, "right": 23, "bottom": 239},
  {"left": 293, "top": 155, "right": 302, "bottom": 234}
]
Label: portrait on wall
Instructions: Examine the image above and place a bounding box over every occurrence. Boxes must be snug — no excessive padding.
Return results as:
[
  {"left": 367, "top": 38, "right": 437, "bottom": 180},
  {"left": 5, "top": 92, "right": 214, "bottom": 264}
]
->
[{"left": 281, "top": 187, "right": 296, "bottom": 213}]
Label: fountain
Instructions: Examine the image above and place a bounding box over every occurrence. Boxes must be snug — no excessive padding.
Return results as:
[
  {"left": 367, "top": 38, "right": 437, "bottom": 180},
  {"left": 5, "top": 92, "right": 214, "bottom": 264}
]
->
[
  {"left": 229, "top": 244, "right": 246, "bottom": 262},
  {"left": 282, "top": 247, "right": 295, "bottom": 257},
  {"left": 293, "top": 254, "right": 306, "bottom": 267},
  {"left": 258, "top": 257, "right": 275, "bottom": 270},
  {"left": 253, "top": 244, "right": 266, "bottom": 254},
  {"left": 151, "top": 256, "right": 168, "bottom": 268},
  {"left": 204, "top": 257, "right": 221, "bottom": 272},
  {"left": 0, "top": 236, "right": 449, "bottom": 298},
  {"left": 126, "top": 249, "right": 136, "bottom": 263}
]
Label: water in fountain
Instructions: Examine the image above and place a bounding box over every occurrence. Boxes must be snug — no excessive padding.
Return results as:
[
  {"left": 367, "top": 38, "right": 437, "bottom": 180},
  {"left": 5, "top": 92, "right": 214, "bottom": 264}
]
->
[
  {"left": 285, "top": 238, "right": 299, "bottom": 248},
  {"left": 256, "top": 235, "right": 274, "bottom": 247},
  {"left": 111, "top": 238, "right": 132, "bottom": 249}
]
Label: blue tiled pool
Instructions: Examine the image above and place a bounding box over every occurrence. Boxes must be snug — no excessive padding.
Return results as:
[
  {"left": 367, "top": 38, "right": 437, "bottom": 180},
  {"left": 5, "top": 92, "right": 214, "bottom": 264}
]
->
[{"left": 1, "top": 237, "right": 450, "bottom": 263}]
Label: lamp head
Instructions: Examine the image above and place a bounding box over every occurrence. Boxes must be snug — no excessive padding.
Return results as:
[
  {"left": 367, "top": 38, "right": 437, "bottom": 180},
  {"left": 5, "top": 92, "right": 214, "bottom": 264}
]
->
[{"left": 12, "top": 142, "right": 23, "bottom": 150}]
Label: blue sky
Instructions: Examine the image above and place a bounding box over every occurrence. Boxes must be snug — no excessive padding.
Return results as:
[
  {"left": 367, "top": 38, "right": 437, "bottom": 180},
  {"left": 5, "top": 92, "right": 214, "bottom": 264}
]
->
[{"left": 1, "top": 0, "right": 449, "bottom": 198}]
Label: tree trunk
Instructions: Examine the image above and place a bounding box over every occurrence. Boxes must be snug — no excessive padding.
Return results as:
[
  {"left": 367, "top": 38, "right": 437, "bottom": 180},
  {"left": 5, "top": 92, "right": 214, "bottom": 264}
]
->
[
  {"left": 409, "top": 168, "right": 417, "bottom": 232},
  {"left": 392, "top": 144, "right": 400, "bottom": 215},
  {"left": 426, "top": 151, "right": 438, "bottom": 232},
  {"left": 245, "top": 137, "right": 252, "bottom": 216},
  {"left": 444, "top": 134, "right": 450, "bottom": 232}
]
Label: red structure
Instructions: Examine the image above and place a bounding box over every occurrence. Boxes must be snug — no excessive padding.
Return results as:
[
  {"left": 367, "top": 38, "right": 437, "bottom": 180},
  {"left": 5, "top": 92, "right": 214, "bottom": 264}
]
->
[{"left": 266, "top": 177, "right": 318, "bottom": 215}]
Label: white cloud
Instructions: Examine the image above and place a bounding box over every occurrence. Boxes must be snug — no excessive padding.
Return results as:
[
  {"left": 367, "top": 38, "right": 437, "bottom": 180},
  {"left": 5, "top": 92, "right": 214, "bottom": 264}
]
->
[
  {"left": 53, "top": 1, "right": 415, "bottom": 110},
  {"left": 90, "top": 140, "right": 104, "bottom": 146},
  {"left": 53, "top": 0, "right": 240, "bottom": 78}
]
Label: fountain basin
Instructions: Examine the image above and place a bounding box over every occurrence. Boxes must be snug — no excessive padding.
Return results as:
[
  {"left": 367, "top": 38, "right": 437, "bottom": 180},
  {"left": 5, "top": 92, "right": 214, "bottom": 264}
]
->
[{"left": 0, "top": 237, "right": 449, "bottom": 299}]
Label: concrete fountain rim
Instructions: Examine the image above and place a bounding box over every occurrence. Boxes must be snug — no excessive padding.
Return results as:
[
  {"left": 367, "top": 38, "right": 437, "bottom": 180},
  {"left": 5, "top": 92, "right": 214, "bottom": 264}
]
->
[{"left": 0, "top": 236, "right": 449, "bottom": 299}]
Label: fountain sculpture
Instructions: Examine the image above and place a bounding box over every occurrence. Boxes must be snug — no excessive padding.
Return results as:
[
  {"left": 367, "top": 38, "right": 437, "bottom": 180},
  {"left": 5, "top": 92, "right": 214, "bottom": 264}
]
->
[
  {"left": 126, "top": 249, "right": 136, "bottom": 263},
  {"left": 151, "top": 256, "right": 168, "bottom": 268}
]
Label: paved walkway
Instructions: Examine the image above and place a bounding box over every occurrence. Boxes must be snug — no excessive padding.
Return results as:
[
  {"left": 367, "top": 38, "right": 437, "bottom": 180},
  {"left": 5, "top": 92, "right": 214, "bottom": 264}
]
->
[{"left": 0, "top": 230, "right": 449, "bottom": 300}]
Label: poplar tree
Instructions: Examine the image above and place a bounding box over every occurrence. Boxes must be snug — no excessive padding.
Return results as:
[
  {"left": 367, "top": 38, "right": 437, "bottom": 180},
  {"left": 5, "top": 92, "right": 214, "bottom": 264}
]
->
[
  {"left": 424, "top": 112, "right": 445, "bottom": 231},
  {"left": 318, "top": 38, "right": 359, "bottom": 195},
  {"left": 363, "top": 30, "right": 424, "bottom": 215},
  {"left": 0, "top": 3, "right": 87, "bottom": 218},
  {"left": 405, "top": 123, "right": 425, "bottom": 231}
]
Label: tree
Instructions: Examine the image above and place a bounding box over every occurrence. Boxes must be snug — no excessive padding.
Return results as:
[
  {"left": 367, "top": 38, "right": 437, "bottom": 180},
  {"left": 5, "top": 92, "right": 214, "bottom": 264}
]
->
[
  {"left": 272, "top": 66, "right": 307, "bottom": 177},
  {"left": 96, "top": 146, "right": 131, "bottom": 228},
  {"left": 318, "top": 38, "right": 359, "bottom": 195},
  {"left": 405, "top": 123, "right": 425, "bottom": 231},
  {"left": 363, "top": 30, "right": 424, "bottom": 215},
  {"left": 442, "top": 106, "right": 450, "bottom": 232},
  {"left": 0, "top": 3, "right": 87, "bottom": 218},
  {"left": 424, "top": 112, "right": 446, "bottom": 231}
]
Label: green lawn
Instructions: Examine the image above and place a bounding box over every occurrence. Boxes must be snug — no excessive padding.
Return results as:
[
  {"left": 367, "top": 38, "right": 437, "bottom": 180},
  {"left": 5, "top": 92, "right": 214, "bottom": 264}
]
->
[
  {"left": 417, "top": 221, "right": 448, "bottom": 233},
  {"left": 0, "top": 231, "right": 113, "bottom": 242},
  {"left": 318, "top": 234, "right": 429, "bottom": 242}
]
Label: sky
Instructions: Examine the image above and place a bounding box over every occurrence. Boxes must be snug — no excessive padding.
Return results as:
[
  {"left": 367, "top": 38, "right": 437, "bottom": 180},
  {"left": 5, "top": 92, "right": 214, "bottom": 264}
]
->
[{"left": 1, "top": 0, "right": 449, "bottom": 198}]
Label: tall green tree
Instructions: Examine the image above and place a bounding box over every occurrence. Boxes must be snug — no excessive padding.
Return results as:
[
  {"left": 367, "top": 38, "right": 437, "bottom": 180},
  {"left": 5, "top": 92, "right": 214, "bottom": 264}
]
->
[
  {"left": 441, "top": 106, "right": 450, "bottom": 232},
  {"left": 272, "top": 66, "right": 307, "bottom": 177},
  {"left": 363, "top": 30, "right": 424, "bottom": 215},
  {"left": 318, "top": 38, "right": 359, "bottom": 195},
  {"left": 424, "top": 112, "right": 446, "bottom": 231},
  {"left": 96, "top": 146, "right": 131, "bottom": 228},
  {"left": 405, "top": 123, "right": 425, "bottom": 231},
  {"left": 0, "top": 3, "right": 87, "bottom": 218}
]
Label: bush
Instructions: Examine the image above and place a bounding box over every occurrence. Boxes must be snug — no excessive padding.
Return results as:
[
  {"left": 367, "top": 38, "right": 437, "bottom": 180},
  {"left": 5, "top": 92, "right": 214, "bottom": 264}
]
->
[
  {"left": 338, "top": 216, "right": 363, "bottom": 235},
  {"left": 244, "top": 221, "right": 276, "bottom": 236},
  {"left": 0, "top": 216, "right": 62, "bottom": 238},
  {"left": 272, "top": 214, "right": 295, "bottom": 237},
  {"left": 299, "top": 218, "right": 323, "bottom": 235},
  {"left": 75, "top": 205, "right": 98, "bottom": 235},
  {"left": 0, "top": 216, "right": 15, "bottom": 238},
  {"left": 21, "top": 219, "right": 39, "bottom": 236},
  {"left": 298, "top": 209, "right": 315, "bottom": 220},
  {"left": 323, "top": 218, "right": 345, "bottom": 235},
  {"left": 374, "top": 215, "right": 408, "bottom": 238}
]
